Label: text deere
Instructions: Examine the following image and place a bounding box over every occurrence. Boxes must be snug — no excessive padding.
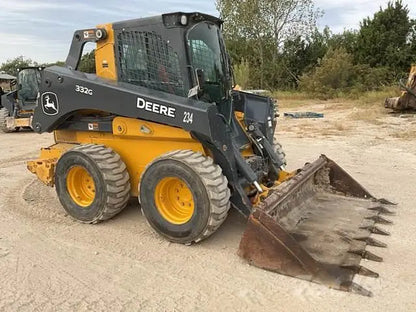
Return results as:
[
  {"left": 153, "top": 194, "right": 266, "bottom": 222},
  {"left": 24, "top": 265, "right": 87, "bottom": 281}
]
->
[{"left": 137, "top": 97, "right": 176, "bottom": 118}]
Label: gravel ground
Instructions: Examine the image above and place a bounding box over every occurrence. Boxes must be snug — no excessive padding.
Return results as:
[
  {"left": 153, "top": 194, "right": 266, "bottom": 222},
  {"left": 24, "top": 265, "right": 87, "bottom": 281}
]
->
[{"left": 0, "top": 107, "right": 415, "bottom": 311}]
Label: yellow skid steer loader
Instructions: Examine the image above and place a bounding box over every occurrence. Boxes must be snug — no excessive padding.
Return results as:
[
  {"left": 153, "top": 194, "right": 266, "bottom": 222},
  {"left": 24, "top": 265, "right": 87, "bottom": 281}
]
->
[{"left": 27, "top": 12, "right": 395, "bottom": 296}]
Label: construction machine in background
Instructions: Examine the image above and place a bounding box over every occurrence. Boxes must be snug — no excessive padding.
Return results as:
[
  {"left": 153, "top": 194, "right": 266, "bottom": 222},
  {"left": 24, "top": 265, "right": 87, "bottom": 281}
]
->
[
  {"left": 0, "top": 67, "right": 42, "bottom": 133},
  {"left": 27, "top": 12, "right": 395, "bottom": 296},
  {"left": 385, "top": 64, "right": 416, "bottom": 111}
]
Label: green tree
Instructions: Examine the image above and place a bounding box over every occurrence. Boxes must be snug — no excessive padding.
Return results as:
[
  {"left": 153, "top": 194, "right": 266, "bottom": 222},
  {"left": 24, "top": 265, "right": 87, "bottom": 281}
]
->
[
  {"left": 217, "top": 0, "right": 322, "bottom": 89},
  {"left": 327, "top": 29, "right": 358, "bottom": 54},
  {"left": 355, "top": 0, "right": 415, "bottom": 73},
  {"left": 277, "top": 27, "right": 331, "bottom": 88},
  {"left": 0, "top": 56, "right": 37, "bottom": 77},
  {"left": 78, "top": 50, "right": 96, "bottom": 73}
]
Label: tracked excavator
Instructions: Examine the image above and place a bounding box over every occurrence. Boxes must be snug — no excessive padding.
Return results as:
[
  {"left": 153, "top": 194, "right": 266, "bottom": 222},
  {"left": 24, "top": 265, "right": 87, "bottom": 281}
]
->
[{"left": 27, "top": 12, "right": 395, "bottom": 296}]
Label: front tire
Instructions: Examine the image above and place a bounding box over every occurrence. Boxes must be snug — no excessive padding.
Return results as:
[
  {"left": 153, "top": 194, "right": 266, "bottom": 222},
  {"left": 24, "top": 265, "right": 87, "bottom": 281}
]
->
[
  {"left": 55, "top": 144, "right": 131, "bottom": 223},
  {"left": 139, "top": 150, "right": 231, "bottom": 244}
]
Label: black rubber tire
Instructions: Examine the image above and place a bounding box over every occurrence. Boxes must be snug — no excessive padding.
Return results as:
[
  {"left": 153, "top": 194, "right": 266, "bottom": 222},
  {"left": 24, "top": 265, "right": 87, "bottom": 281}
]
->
[
  {"left": 0, "top": 107, "right": 16, "bottom": 133},
  {"left": 139, "top": 150, "right": 231, "bottom": 244},
  {"left": 273, "top": 138, "right": 287, "bottom": 167},
  {"left": 55, "top": 144, "right": 131, "bottom": 223}
]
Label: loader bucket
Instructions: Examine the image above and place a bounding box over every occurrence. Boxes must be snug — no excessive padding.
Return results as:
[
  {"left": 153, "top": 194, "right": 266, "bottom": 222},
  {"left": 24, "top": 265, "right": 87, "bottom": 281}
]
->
[{"left": 238, "top": 155, "right": 395, "bottom": 296}]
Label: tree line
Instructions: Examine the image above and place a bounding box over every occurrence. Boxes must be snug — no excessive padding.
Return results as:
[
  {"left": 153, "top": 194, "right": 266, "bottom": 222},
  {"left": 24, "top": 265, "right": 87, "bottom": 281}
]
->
[
  {"left": 1, "top": 0, "right": 415, "bottom": 98},
  {"left": 0, "top": 52, "right": 94, "bottom": 78},
  {"left": 218, "top": 0, "right": 416, "bottom": 97}
]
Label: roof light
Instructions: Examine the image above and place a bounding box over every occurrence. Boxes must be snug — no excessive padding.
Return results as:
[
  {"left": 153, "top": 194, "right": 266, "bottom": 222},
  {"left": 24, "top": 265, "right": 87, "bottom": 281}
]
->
[{"left": 180, "top": 15, "right": 188, "bottom": 26}]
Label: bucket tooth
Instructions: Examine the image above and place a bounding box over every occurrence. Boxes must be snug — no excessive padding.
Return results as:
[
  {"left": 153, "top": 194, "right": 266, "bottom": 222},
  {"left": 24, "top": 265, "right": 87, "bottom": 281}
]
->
[
  {"left": 376, "top": 198, "right": 397, "bottom": 205},
  {"left": 354, "top": 236, "right": 387, "bottom": 248},
  {"left": 349, "top": 249, "right": 383, "bottom": 262},
  {"left": 368, "top": 206, "right": 395, "bottom": 215},
  {"left": 365, "top": 215, "right": 393, "bottom": 225},
  {"left": 341, "top": 265, "right": 379, "bottom": 278},
  {"left": 342, "top": 282, "right": 373, "bottom": 297},
  {"left": 360, "top": 225, "right": 390, "bottom": 236}
]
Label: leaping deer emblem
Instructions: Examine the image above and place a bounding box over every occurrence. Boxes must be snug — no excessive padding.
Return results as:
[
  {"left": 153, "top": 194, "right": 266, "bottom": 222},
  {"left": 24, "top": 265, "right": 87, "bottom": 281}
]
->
[{"left": 44, "top": 95, "right": 58, "bottom": 112}]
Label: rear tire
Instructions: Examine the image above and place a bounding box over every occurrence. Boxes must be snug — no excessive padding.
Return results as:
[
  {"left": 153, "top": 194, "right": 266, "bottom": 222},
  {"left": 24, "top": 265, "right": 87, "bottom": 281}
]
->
[
  {"left": 55, "top": 144, "right": 131, "bottom": 223},
  {"left": 0, "top": 107, "right": 17, "bottom": 133},
  {"left": 139, "top": 150, "right": 231, "bottom": 244}
]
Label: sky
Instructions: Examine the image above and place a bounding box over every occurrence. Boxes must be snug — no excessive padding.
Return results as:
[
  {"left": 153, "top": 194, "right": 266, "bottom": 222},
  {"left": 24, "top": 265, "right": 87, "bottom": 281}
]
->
[{"left": 0, "top": 0, "right": 415, "bottom": 65}]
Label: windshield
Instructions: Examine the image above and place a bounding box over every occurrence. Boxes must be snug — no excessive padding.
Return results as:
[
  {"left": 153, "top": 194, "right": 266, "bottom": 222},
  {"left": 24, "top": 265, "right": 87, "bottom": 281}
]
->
[
  {"left": 18, "top": 68, "right": 41, "bottom": 102},
  {"left": 187, "top": 22, "right": 231, "bottom": 105}
]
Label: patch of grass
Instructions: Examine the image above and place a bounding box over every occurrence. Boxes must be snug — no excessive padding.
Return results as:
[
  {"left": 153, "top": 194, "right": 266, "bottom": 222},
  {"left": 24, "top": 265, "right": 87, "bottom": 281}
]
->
[{"left": 351, "top": 86, "right": 400, "bottom": 106}]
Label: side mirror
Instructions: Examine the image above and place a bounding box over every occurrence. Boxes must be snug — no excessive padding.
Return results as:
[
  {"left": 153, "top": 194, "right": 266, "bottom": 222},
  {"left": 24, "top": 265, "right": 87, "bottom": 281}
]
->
[{"left": 195, "top": 68, "right": 205, "bottom": 89}]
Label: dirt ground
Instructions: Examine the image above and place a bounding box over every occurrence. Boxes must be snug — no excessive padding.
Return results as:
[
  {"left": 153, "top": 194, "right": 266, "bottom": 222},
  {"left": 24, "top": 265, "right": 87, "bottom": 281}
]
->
[{"left": 1, "top": 102, "right": 416, "bottom": 311}]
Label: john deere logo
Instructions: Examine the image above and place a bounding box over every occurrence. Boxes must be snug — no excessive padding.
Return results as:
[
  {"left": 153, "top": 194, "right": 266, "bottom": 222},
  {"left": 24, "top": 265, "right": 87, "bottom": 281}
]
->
[{"left": 41, "top": 92, "right": 59, "bottom": 116}]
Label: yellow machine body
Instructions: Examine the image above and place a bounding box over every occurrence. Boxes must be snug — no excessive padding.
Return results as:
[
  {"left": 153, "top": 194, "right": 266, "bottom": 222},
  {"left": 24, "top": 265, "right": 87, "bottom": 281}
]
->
[{"left": 28, "top": 117, "right": 205, "bottom": 196}]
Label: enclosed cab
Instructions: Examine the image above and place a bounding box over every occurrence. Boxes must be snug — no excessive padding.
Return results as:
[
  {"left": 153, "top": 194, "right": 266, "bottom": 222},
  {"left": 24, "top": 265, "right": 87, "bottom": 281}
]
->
[{"left": 0, "top": 67, "right": 42, "bottom": 132}]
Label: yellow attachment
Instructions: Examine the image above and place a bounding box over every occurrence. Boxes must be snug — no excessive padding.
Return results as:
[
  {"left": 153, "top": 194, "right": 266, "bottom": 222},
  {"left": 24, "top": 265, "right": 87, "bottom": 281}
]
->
[
  {"left": 27, "top": 143, "right": 75, "bottom": 186},
  {"left": 95, "top": 23, "right": 116, "bottom": 80},
  {"left": 154, "top": 177, "right": 195, "bottom": 224},
  {"left": 14, "top": 117, "right": 31, "bottom": 127},
  {"left": 27, "top": 158, "right": 56, "bottom": 187},
  {"left": 66, "top": 166, "right": 96, "bottom": 207},
  {"left": 277, "top": 170, "right": 296, "bottom": 183},
  {"left": 251, "top": 170, "right": 297, "bottom": 206},
  {"left": 7, "top": 117, "right": 32, "bottom": 128}
]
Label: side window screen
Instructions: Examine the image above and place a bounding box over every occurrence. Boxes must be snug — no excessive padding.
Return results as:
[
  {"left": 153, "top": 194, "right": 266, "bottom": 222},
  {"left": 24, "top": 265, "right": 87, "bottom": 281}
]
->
[{"left": 117, "top": 31, "right": 185, "bottom": 96}]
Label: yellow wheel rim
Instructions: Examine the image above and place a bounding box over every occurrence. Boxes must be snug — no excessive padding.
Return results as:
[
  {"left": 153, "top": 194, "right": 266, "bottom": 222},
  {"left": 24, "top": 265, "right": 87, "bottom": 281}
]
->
[
  {"left": 154, "top": 177, "right": 195, "bottom": 224},
  {"left": 66, "top": 166, "right": 96, "bottom": 207}
]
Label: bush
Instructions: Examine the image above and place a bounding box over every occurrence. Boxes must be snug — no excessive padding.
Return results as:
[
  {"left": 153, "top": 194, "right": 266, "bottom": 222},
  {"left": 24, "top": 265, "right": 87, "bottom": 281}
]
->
[
  {"left": 299, "top": 48, "right": 396, "bottom": 98},
  {"left": 299, "top": 48, "right": 356, "bottom": 98},
  {"left": 353, "top": 64, "right": 393, "bottom": 90}
]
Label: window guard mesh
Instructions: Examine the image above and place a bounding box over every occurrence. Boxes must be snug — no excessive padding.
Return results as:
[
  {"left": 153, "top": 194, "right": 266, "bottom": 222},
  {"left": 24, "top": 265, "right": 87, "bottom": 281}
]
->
[{"left": 117, "top": 31, "right": 185, "bottom": 96}]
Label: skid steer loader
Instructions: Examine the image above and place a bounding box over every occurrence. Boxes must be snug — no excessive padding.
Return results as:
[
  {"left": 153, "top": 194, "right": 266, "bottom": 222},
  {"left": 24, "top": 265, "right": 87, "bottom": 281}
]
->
[
  {"left": 0, "top": 67, "right": 42, "bottom": 133},
  {"left": 27, "top": 12, "right": 395, "bottom": 296},
  {"left": 385, "top": 64, "right": 416, "bottom": 111}
]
